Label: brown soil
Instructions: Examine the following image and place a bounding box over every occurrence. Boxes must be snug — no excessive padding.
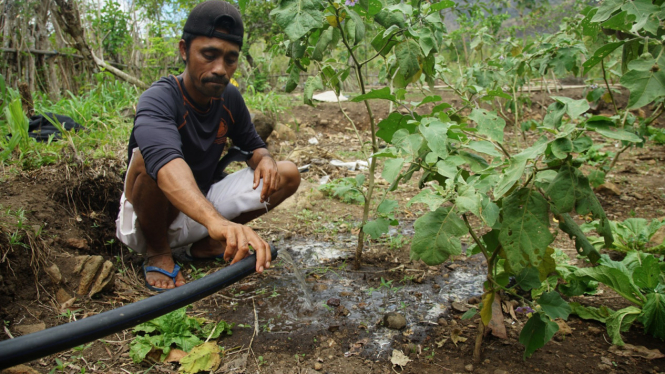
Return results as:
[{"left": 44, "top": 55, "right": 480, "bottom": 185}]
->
[{"left": 1, "top": 89, "right": 664, "bottom": 374}]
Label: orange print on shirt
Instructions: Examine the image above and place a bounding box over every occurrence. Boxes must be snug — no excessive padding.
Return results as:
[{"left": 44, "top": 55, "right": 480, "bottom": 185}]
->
[{"left": 215, "top": 118, "right": 228, "bottom": 145}]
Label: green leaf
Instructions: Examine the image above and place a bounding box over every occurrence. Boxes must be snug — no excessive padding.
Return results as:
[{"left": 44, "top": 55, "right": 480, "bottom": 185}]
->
[
  {"left": 355, "top": 173, "right": 365, "bottom": 187},
  {"left": 285, "top": 64, "right": 300, "bottom": 93},
  {"left": 179, "top": 342, "right": 222, "bottom": 374},
  {"left": 312, "top": 27, "right": 334, "bottom": 61},
  {"left": 551, "top": 96, "right": 590, "bottom": 120},
  {"left": 516, "top": 267, "right": 542, "bottom": 291},
  {"left": 584, "top": 42, "right": 625, "bottom": 70},
  {"left": 499, "top": 188, "right": 554, "bottom": 274},
  {"left": 557, "top": 213, "right": 602, "bottom": 263},
  {"left": 493, "top": 157, "right": 526, "bottom": 199},
  {"left": 378, "top": 199, "right": 399, "bottom": 215},
  {"left": 469, "top": 108, "right": 505, "bottom": 143},
  {"left": 436, "top": 159, "right": 458, "bottom": 179},
  {"left": 408, "top": 189, "right": 444, "bottom": 211},
  {"left": 430, "top": 0, "right": 454, "bottom": 11},
  {"left": 633, "top": 255, "right": 662, "bottom": 290},
  {"left": 606, "top": 306, "right": 641, "bottom": 346},
  {"left": 351, "top": 87, "right": 395, "bottom": 102},
  {"left": 519, "top": 313, "right": 559, "bottom": 359},
  {"left": 377, "top": 112, "right": 416, "bottom": 143},
  {"left": 551, "top": 138, "right": 573, "bottom": 159},
  {"left": 363, "top": 218, "right": 390, "bottom": 239},
  {"left": 382, "top": 158, "right": 404, "bottom": 184},
  {"left": 270, "top": 0, "right": 324, "bottom": 41},
  {"left": 417, "top": 95, "right": 442, "bottom": 107},
  {"left": 574, "top": 265, "right": 645, "bottom": 306},
  {"left": 419, "top": 120, "right": 451, "bottom": 158},
  {"left": 371, "top": 28, "right": 398, "bottom": 57},
  {"left": 546, "top": 165, "right": 593, "bottom": 214},
  {"left": 601, "top": 10, "right": 635, "bottom": 31},
  {"left": 620, "top": 56, "right": 665, "bottom": 109},
  {"left": 344, "top": 9, "right": 365, "bottom": 46},
  {"left": 129, "top": 336, "right": 154, "bottom": 363},
  {"left": 588, "top": 170, "right": 605, "bottom": 188},
  {"left": 543, "top": 101, "right": 566, "bottom": 129},
  {"left": 395, "top": 39, "right": 422, "bottom": 81},
  {"left": 640, "top": 293, "right": 665, "bottom": 340},
  {"left": 464, "top": 141, "right": 502, "bottom": 158},
  {"left": 623, "top": 0, "right": 660, "bottom": 34},
  {"left": 417, "top": 27, "right": 436, "bottom": 56},
  {"left": 303, "top": 75, "right": 324, "bottom": 106},
  {"left": 456, "top": 186, "right": 481, "bottom": 217},
  {"left": 481, "top": 198, "right": 500, "bottom": 227},
  {"left": 538, "top": 291, "right": 571, "bottom": 320},
  {"left": 592, "top": 127, "right": 643, "bottom": 142},
  {"left": 569, "top": 302, "right": 613, "bottom": 323},
  {"left": 591, "top": 0, "right": 624, "bottom": 23},
  {"left": 373, "top": 9, "right": 406, "bottom": 29},
  {"left": 201, "top": 321, "right": 234, "bottom": 339},
  {"left": 461, "top": 308, "right": 478, "bottom": 320},
  {"left": 411, "top": 207, "right": 468, "bottom": 266}
]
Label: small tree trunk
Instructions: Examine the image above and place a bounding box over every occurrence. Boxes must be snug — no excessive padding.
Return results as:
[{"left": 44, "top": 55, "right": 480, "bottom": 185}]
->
[
  {"left": 18, "top": 81, "right": 34, "bottom": 117},
  {"left": 52, "top": 0, "right": 149, "bottom": 89}
]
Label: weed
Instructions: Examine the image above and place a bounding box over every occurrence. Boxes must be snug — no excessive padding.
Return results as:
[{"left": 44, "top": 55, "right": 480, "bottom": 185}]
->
[
  {"left": 129, "top": 307, "right": 233, "bottom": 363},
  {"left": 48, "top": 358, "right": 67, "bottom": 374},
  {"left": 188, "top": 264, "right": 206, "bottom": 280},
  {"left": 258, "top": 355, "right": 266, "bottom": 367}
]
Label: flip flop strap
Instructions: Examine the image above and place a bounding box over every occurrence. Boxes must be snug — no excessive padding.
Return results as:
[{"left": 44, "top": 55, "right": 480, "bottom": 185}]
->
[{"left": 144, "top": 264, "right": 181, "bottom": 279}]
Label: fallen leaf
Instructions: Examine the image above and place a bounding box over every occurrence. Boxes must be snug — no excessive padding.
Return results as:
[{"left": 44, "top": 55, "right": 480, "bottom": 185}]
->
[
  {"left": 488, "top": 294, "right": 507, "bottom": 339},
  {"left": 609, "top": 344, "right": 665, "bottom": 360},
  {"left": 344, "top": 338, "right": 368, "bottom": 357},
  {"left": 179, "top": 342, "right": 222, "bottom": 373},
  {"left": 555, "top": 319, "right": 572, "bottom": 336},
  {"left": 402, "top": 328, "right": 413, "bottom": 336},
  {"left": 435, "top": 338, "right": 448, "bottom": 348},
  {"left": 219, "top": 353, "right": 248, "bottom": 374},
  {"left": 164, "top": 349, "right": 187, "bottom": 363},
  {"left": 390, "top": 350, "right": 411, "bottom": 367},
  {"left": 451, "top": 327, "right": 467, "bottom": 346}
]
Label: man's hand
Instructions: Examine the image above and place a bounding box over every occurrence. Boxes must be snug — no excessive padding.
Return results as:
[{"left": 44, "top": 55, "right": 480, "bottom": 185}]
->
[
  {"left": 208, "top": 222, "right": 271, "bottom": 273},
  {"left": 253, "top": 155, "right": 280, "bottom": 203}
]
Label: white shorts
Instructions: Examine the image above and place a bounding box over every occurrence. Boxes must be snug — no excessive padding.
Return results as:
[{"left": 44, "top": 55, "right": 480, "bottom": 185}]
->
[{"left": 115, "top": 152, "right": 267, "bottom": 255}]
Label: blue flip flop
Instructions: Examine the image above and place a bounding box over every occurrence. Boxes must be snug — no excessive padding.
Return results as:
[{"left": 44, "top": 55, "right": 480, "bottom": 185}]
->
[
  {"left": 182, "top": 246, "right": 225, "bottom": 262},
  {"left": 143, "top": 262, "right": 181, "bottom": 292}
]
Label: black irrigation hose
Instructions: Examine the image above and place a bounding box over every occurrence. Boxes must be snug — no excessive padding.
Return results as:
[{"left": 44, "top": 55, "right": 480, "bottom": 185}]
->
[{"left": 0, "top": 245, "right": 278, "bottom": 370}]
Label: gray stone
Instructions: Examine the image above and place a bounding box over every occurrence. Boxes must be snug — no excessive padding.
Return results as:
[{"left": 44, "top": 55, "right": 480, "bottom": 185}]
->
[
  {"left": 251, "top": 112, "right": 275, "bottom": 142},
  {"left": 383, "top": 312, "right": 406, "bottom": 330}
]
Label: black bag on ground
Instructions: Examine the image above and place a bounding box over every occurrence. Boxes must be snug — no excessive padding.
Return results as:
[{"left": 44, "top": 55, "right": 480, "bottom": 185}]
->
[{"left": 28, "top": 113, "right": 85, "bottom": 142}]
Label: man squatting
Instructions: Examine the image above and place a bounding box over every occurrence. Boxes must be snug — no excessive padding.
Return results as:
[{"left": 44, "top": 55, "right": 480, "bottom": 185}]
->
[{"left": 115, "top": 0, "right": 300, "bottom": 292}]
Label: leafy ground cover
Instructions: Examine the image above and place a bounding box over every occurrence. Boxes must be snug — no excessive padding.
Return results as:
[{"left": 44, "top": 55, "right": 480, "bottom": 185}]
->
[{"left": 0, "top": 87, "right": 664, "bottom": 373}]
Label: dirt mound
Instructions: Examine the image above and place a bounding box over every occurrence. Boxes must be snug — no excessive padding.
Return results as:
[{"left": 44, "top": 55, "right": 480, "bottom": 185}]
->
[{"left": 0, "top": 159, "right": 126, "bottom": 330}]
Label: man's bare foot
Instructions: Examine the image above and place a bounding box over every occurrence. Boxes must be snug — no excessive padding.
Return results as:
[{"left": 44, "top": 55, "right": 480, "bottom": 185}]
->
[
  {"left": 145, "top": 254, "right": 186, "bottom": 289},
  {"left": 189, "top": 236, "right": 226, "bottom": 259}
]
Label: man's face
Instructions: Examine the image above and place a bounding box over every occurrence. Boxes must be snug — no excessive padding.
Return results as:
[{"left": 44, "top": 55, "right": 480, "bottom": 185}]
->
[{"left": 180, "top": 32, "right": 239, "bottom": 101}]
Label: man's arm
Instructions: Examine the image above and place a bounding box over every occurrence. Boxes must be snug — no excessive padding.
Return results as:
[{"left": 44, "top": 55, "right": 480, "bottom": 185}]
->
[
  {"left": 247, "top": 148, "right": 280, "bottom": 203},
  {"left": 156, "top": 158, "right": 271, "bottom": 272}
]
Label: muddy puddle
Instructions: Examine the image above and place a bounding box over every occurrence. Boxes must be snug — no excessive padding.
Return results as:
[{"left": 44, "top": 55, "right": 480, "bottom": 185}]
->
[{"left": 227, "top": 232, "right": 486, "bottom": 359}]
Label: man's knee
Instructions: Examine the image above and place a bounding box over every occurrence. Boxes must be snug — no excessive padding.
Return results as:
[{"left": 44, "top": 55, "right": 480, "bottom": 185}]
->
[{"left": 277, "top": 161, "right": 300, "bottom": 194}]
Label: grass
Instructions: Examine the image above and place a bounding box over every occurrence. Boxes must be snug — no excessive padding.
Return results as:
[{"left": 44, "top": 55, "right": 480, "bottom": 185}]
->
[{"left": 0, "top": 72, "right": 138, "bottom": 171}]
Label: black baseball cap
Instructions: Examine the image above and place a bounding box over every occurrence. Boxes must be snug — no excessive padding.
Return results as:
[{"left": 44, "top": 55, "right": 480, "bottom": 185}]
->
[{"left": 183, "top": 0, "right": 244, "bottom": 48}]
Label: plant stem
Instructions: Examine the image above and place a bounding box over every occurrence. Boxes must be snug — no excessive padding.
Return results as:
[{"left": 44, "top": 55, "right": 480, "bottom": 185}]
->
[
  {"left": 463, "top": 214, "right": 488, "bottom": 260},
  {"left": 336, "top": 99, "right": 368, "bottom": 159},
  {"left": 332, "top": 1, "right": 378, "bottom": 269},
  {"left": 608, "top": 144, "right": 630, "bottom": 172},
  {"left": 601, "top": 58, "right": 618, "bottom": 114},
  {"left": 644, "top": 102, "right": 664, "bottom": 126}
]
